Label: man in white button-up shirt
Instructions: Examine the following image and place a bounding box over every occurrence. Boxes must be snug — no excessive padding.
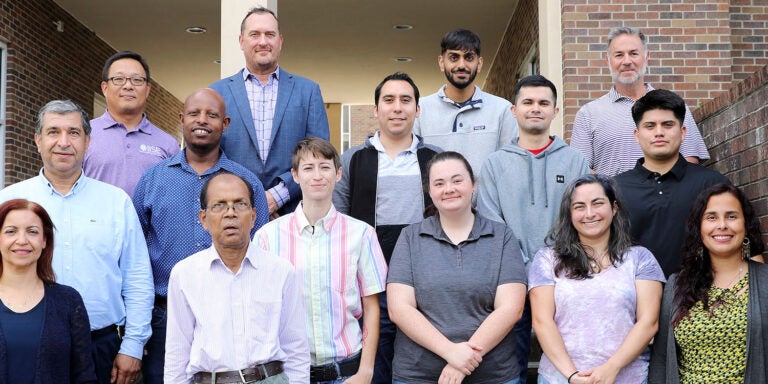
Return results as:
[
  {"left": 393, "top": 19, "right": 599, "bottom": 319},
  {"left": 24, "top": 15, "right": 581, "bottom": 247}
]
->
[{"left": 164, "top": 173, "right": 309, "bottom": 384}]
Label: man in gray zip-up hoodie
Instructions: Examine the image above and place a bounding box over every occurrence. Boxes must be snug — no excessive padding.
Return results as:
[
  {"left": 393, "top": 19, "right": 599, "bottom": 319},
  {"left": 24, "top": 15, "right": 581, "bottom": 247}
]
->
[{"left": 477, "top": 75, "right": 588, "bottom": 383}]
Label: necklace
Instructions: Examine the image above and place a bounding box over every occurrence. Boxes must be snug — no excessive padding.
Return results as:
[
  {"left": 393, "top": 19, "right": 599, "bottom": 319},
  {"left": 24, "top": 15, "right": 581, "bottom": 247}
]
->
[
  {"left": 0, "top": 293, "right": 29, "bottom": 311},
  {"left": 588, "top": 249, "right": 609, "bottom": 271},
  {"left": 711, "top": 263, "right": 747, "bottom": 312},
  {"left": 716, "top": 263, "right": 745, "bottom": 289}
]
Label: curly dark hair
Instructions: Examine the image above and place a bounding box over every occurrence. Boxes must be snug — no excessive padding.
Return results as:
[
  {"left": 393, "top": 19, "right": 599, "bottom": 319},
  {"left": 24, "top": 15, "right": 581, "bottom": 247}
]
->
[{"left": 672, "top": 183, "right": 764, "bottom": 325}]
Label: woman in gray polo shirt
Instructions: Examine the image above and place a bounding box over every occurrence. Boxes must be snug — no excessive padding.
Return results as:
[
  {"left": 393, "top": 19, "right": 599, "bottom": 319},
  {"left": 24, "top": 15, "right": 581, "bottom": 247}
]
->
[{"left": 387, "top": 151, "right": 528, "bottom": 384}]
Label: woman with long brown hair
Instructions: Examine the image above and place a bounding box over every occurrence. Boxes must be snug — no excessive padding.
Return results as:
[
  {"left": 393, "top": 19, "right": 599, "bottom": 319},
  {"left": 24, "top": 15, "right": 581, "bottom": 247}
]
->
[{"left": 649, "top": 184, "right": 768, "bottom": 383}]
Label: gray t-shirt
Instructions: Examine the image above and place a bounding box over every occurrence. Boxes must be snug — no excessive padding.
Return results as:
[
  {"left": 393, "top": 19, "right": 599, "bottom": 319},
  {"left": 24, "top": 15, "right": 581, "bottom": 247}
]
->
[{"left": 387, "top": 214, "right": 527, "bottom": 383}]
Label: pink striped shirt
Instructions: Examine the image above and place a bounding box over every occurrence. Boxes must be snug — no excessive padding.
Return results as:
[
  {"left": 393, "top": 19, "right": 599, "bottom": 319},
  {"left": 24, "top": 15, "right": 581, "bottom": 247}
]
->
[{"left": 254, "top": 203, "right": 388, "bottom": 365}]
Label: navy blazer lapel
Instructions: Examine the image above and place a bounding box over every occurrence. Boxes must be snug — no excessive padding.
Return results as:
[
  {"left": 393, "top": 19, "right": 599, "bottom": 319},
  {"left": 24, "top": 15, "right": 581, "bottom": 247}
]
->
[
  {"left": 228, "top": 70, "right": 263, "bottom": 161},
  {"left": 272, "top": 68, "right": 294, "bottom": 147}
]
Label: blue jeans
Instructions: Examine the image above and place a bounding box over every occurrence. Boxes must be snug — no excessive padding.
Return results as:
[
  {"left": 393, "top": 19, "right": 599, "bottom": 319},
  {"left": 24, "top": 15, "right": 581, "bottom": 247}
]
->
[
  {"left": 312, "top": 377, "right": 350, "bottom": 384},
  {"left": 395, "top": 379, "right": 520, "bottom": 384},
  {"left": 536, "top": 375, "right": 646, "bottom": 384},
  {"left": 373, "top": 292, "right": 396, "bottom": 384},
  {"left": 142, "top": 305, "right": 167, "bottom": 384},
  {"left": 514, "top": 298, "right": 533, "bottom": 384}
]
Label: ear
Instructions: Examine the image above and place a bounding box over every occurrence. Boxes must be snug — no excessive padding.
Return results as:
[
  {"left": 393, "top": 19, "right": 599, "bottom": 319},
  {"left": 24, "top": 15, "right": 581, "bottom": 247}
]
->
[
  {"left": 335, "top": 166, "right": 342, "bottom": 182},
  {"left": 100, "top": 81, "right": 108, "bottom": 97},
  {"left": 198, "top": 209, "right": 209, "bottom": 231},
  {"left": 680, "top": 125, "right": 687, "bottom": 142},
  {"left": 373, "top": 105, "right": 379, "bottom": 118},
  {"left": 477, "top": 56, "right": 484, "bottom": 72},
  {"left": 222, "top": 116, "right": 231, "bottom": 133},
  {"left": 291, "top": 168, "right": 299, "bottom": 184},
  {"left": 415, "top": 104, "right": 421, "bottom": 118},
  {"left": 633, "top": 128, "right": 640, "bottom": 144},
  {"left": 437, "top": 55, "right": 445, "bottom": 72},
  {"left": 34, "top": 133, "right": 42, "bottom": 154}
]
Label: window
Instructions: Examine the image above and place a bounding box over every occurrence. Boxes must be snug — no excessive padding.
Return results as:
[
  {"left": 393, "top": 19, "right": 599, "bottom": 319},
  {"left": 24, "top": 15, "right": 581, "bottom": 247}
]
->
[{"left": 341, "top": 104, "right": 351, "bottom": 153}]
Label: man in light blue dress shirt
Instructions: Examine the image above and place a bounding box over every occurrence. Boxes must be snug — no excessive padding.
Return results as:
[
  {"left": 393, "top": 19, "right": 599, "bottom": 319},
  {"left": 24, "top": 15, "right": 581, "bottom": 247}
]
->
[{"left": 0, "top": 100, "right": 153, "bottom": 384}]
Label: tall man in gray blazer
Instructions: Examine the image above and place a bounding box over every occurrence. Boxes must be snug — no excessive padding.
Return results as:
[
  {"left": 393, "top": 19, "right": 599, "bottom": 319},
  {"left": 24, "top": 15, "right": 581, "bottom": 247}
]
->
[{"left": 211, "top": 6, "right": 330, "bottom": 217}]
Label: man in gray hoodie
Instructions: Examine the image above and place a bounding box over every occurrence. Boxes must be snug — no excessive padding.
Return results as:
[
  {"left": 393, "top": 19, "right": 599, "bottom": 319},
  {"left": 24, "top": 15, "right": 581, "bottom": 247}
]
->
[{"left": 477, "top": 74, "right": 588, "bottom": 383}]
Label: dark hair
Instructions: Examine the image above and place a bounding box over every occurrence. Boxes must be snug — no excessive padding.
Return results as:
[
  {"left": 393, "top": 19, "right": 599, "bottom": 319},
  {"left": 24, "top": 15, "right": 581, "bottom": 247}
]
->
[
  {"left": 240, "top": 6, "right": 280, "bottom": 34},
  {"left": 292, "top": 137, "right": 341, "bottom": 171},
  {"left": 440, "top": 29, "right": 481, "bottom": 55},
  {"left": 607, "top": 27, "right": 647, "bottom": 53},
  {"left": 0, "top": 199, "right": 56, "bottom": 284},
  {"left": 513, "top": 74, "right": 558, "bottom": 105},
  {"left": 374, "top": 72, "right": 420, "bottom": 106},
  {"left": 672, "top": 183, "right": 764, "bottom": 325},
  {"left": 35, "top": 100, "right": 91, "bottom": 136},
  {"left": 423, "top": 151, "right": 475, "bottom": 218},
  {"left": 631, "top": 89, "right": 686, "bottom": 127},
  {"left": 546, "top": 174, "right": 633, "bottom": 279},
  {"left": 199, "top": 172, "right": 255, "bottom": 210},
  {"left": 101, "top": 51, "right": 150, "bottom": 83}
]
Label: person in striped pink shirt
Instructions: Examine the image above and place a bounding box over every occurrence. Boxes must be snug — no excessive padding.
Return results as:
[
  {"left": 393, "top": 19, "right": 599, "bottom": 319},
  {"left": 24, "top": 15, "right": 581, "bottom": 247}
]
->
[{"left": 255, "top": 137, "right": 388, "bottom": 384}]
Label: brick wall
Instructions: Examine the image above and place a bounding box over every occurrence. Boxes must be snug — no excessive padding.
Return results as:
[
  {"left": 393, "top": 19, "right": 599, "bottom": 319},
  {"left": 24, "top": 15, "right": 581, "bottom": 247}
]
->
[
  {"left": 349, "top": 105, "right": 378, "bottom": 148},
  {"left": 695, "top": 64, "right": 768, "bottom": 249},
  {"left": 561, "top": 0, "right": 734, "bottom": 141},
  {"left": 0, "top": 0, "right": 182, "bottom": 185},
  {"left": 730, "top": 0, "right": 768, "bottom": 84},
  {"left": 484, "top": 0, "right": 539, "bottom": 101}
]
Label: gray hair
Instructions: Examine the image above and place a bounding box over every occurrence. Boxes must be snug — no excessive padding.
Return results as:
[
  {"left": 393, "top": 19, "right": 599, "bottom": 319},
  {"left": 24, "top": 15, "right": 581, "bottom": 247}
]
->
[
  {"left": 607, "top": 27, "right": 647, "bottom": 53},
  {"left": 35, "top": 100, "right": 91, "bottom": 136}
]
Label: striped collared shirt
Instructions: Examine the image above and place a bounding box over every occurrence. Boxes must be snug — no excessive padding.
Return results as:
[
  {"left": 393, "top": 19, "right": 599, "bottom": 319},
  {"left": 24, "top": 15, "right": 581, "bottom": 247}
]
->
[
  {"left": 570, "top": 83, "right": 710, "bottom": 176},
  {"left": 254, "top": 203, "right": 388, "bottom": 365}
]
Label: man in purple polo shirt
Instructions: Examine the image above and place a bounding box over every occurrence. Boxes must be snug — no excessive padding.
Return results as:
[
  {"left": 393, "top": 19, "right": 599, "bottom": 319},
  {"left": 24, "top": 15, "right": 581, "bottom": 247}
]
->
[{"left": 84, "top": 51, "right": 180, "bottom": 197}]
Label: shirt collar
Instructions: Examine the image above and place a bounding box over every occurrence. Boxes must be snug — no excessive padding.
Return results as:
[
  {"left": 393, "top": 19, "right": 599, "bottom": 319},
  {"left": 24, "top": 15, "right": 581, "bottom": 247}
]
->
[
  {"left": 96, "top": 111, "right": 153, "bottom": 133},
  {"left": 608, "top": 83, "right": 654, "bottom": 103},
  {"left": 37, "top": 168, "right": 88, "bottom": 197},
  {"left": 633, "top": 154, "right": 688, "bottom": 180},
  {"left": 243, "top": 66, "right": 280, "bottom": 83},
  {"left": 437, "top": 85, "right": 483, "bottom": 109},
  {"left": 169, "top": 148, "right": 229, "bottom": 175},
  {"left": 292, "top": 202, "right": 339, "bottom": 234},
  {"left": 370, "top": 131, "right": 419, "bottom": 154},
  {"left": 205, "top": 243, "right": 261, "bottom": 272},
  {"left": 418, "top": 214, "right": 495, "bottom": 244}
]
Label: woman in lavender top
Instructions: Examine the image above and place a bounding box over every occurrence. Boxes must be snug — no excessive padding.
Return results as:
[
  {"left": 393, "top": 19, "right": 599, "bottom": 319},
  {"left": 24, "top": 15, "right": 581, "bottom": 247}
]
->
[{"left": 529, "top": 174, "right": 665, "bottom": 384}]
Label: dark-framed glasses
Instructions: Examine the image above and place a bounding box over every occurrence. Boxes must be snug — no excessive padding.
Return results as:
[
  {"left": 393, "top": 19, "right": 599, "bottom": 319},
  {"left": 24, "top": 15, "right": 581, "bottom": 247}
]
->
[
  {"left": 107, "top": 76, "right": 148, "bottom": 86},
  {"left": 206, "top": 201, "right": 252, "bottom": 214}
]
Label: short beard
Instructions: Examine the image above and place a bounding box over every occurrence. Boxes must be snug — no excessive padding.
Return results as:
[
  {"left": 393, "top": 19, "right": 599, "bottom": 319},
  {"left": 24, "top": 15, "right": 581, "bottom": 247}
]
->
[
  {"left": 610, "top": 65, "right": 647, "bottom": 85},
  {"left": 445, "top": 68, "right": 477, "bottom": 90}
]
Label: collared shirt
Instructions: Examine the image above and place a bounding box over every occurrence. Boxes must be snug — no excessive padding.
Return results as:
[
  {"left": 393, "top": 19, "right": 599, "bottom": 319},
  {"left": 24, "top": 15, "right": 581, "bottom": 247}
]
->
[
  {"left": 84, "top": 111, "right": 180, "bottom": 198},
  {"left": 0, "top": 170, "right": 153, "bottom": 360},
  {"left": 368, "top": 132, "right": 424, "bottom": 225},
  {"left": 133, "top": 149, "right": 270, "bottom": 296},
  {"left": 570, "top": 84, "right": 711, "bottom": 176},
  {"left": 243, "top": 67, "right": 291, "bottom": 208},
  {"left": 614, "top": 155, "right": 730, "bottom": 276},
  {"left": 254, "top": 203, "right": 388, "bottom": 365},
  {"left": 164, "top": 243, "right": 310, "bottom": 384},
  {"left": 414, "top": 85, "right": 518, "bottom": 175},
  {"left": 387, "top": 214, "right": 527, "bottom": 382}
]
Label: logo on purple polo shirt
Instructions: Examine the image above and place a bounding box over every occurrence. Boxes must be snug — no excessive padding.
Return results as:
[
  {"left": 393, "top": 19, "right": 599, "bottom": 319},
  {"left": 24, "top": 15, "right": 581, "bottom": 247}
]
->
[{"left": 140, "top": 144, "right": 165, "bottom": 157}]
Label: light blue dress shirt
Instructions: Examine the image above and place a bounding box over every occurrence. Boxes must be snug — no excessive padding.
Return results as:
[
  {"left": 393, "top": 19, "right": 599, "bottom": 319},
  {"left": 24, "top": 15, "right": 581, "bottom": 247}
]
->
[{"left": 0, "top": 170, "right": 154, "bottom": 360}]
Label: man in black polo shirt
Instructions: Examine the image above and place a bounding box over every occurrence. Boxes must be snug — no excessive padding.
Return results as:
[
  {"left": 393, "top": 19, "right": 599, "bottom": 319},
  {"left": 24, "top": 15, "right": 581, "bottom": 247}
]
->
[{"left": 614, "top": 89, "right": 729, "bottom": 277}]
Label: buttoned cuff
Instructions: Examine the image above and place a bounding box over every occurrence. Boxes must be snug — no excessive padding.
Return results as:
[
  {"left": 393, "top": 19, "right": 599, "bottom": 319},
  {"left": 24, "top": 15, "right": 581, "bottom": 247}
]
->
[
  {"left": 268, "top": 183, "right": 290, "bottom": 209},
  {"left": 118, "top": 338, "right": 145, "bottom": 360}
]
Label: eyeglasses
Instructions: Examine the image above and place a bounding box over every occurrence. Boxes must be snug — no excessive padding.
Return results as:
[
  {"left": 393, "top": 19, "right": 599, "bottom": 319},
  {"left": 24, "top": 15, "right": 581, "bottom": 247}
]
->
[
  {"left": 206, "top": 202, "right": 252, "bottom": 214},
  {"left": 106, "top": 76, "right": 148, "bottom": 87}
]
